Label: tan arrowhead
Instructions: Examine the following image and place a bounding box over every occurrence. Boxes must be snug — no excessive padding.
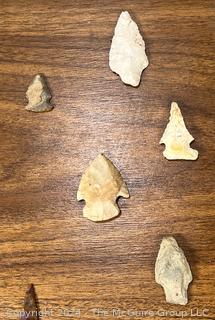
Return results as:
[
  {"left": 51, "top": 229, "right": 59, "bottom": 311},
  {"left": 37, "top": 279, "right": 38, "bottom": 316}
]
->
[
  {"left": 25, "top": 74, "right": 53, "bottom": 112},
  {"left": 160, "top": 102, "right": 198, "bottom": 160},
  {"left": 77, "top": 154, "right": 129, "bottom": 222}
]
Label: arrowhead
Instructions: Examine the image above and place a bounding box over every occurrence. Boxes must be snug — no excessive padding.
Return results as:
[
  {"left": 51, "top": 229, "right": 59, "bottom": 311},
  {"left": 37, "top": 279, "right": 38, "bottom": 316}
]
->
[
  {"left": 77, "top": 154, "right": 129, "bottom": 222},
  {"left": 109, "top": 11, "right": 149, "bottom": 87},
  {"left": 25, "top": 74, "right": 53, "bottom": 112},
  {"left": 160, "top": 102, "right": 198, "bottom": 160},
  {"left": 21, "top": 284, "right": 39, "bottom": 320},
  {"left": 155, "top": 237, "right": 193, "bottom": 305}
]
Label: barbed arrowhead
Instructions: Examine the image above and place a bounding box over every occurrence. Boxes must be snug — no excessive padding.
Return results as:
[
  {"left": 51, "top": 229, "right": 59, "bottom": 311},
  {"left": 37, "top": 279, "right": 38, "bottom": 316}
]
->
[
  {"left": 77, "top": 154, "right": 129, "bottom": 222},
  {"left": 160, "top": 102, "right": 198, "bottom": 160}
]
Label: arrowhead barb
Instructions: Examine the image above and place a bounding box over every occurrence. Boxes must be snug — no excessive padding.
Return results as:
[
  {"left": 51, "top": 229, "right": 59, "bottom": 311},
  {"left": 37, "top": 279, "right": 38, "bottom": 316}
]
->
[
  {"left": 160, "top": 102, "right": 198, "bottom": 160},
  {"left": 77, "top": 154, "right": 129, "bottom": 222}
]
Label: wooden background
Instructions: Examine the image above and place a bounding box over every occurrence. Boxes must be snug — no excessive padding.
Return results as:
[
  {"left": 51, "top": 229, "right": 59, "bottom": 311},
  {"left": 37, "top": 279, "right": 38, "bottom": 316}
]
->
[{"left": 0, "top": 0, "right": 214, "bottom": 319}]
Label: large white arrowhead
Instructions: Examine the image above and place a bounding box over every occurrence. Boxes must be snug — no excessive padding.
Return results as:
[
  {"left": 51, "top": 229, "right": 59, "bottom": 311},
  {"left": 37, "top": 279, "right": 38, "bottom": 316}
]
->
[
  {"left": 160, "top": 102, "right": 198, "bottom": 160},
  {"left": 109, "top": 11, "right": 149, "bottom": 87},
  {"left": 77, "top": 154, "right": 129, "bottom": 222}
]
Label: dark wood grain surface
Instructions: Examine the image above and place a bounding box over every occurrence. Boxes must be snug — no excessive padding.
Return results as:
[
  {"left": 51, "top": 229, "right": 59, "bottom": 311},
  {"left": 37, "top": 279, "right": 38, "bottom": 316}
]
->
[{"left": 0, "top": 1, "right": 214, "bottom": 319}]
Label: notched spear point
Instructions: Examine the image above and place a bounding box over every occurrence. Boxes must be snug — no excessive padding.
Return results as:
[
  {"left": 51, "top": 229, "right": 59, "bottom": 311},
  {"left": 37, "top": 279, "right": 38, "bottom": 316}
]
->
[
  {"left": 20, "top": 284, "right": 40, "bottom": 320},
  {"left": 25, "top": 74, "right": 53, "bottom": 113},
  {"left": 160, "top": 102, "right": 198, "bottom": 160}
]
